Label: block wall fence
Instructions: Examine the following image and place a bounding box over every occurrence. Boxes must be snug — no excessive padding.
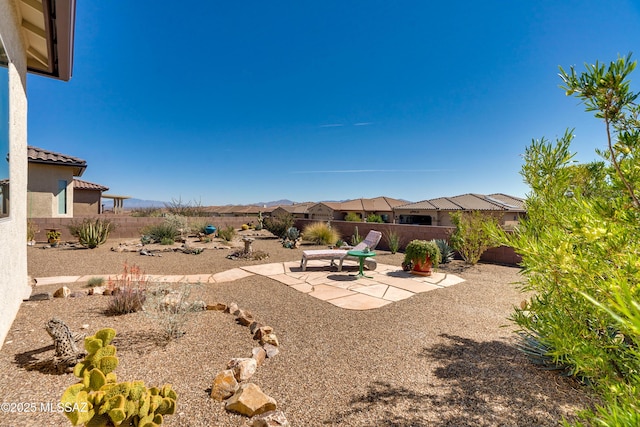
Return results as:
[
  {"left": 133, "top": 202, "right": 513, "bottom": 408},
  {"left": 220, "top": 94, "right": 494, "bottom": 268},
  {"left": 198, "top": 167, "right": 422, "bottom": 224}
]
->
[
  {"left": 295, "top": 219, "right": 522, "bottom": 266},
  {"left": 29, "top": 216, "right": 522, "bottom": 266},
  {"left": 29, "top": 216, "right": 256, "bottom": 242}
]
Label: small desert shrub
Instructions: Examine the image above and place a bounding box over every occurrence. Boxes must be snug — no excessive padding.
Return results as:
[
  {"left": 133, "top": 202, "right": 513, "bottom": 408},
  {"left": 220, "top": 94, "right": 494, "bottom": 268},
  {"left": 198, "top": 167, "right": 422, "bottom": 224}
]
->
[
  {"left": 164, "top": 214, "right": 189, "bottom": 239},
  {"left": 160, "top": 237, "right": 175, "bottom": 245},
  {"left": 434, "top": 239, "right": 455, "bottom": 263},
  {"left": 189, "top": 220, "right": 208, "bottom": 235},
  {"left": 164, "top": 196, "right": 207, "bottom": 217},
  {"left": 302, "top": 222, "right": 340, "bottom": 245},
  {"left": 366, "top": 214, "right": 384, "bottom": 223},
  {"left": 130, "top": 206, "right": 163, "bottom": 217},
  {"left": 351, "top": 226, "right": 363, "bottom": 245},
  {"left": 344, "top": 212, "right": 361, "bottom": 222},
  {"left": 385, "top": 231, "right": 401, "bottom": 254},
  {"left": 144, "top": 282, "right": 203, "bottom": 340},
  {"left": 218, "top": 225, "right": 236, "bottom": 242},
  {"left": 263, "top": 213, "right": 295, "bottom": 238},
  {"left": 227, "top": 249, "right": 269, "bottom": 260},
  {"left": 87, "top": 276, "right": 105, "bottom": 287},
  {"left": 106, "top": 263, "right": 148, "bottom": 315},
  {"left": 27, "top": 219, "right": 38, "bottom": 242},
  {"left": 140, "top": 223, "right": 179, "bottom": 244}
]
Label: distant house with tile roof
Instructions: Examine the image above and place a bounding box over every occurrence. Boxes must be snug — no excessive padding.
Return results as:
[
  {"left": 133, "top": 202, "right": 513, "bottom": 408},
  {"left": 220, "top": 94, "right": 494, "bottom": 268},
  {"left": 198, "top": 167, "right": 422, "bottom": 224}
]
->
[
  {"left": 393, "top": 193, "right": 526, "bottom": 227},
  {"left": 310, "top": 196, "right": 406, "bottom": 222},
  {"left": 73, "top": 178, "right": 109, "bottom": 215},
  {"left": 270, "top": 202, "right": 316, "bottom": 219},
  {"left": 26, "top": 146, "right": 109, "bottom": 217}
]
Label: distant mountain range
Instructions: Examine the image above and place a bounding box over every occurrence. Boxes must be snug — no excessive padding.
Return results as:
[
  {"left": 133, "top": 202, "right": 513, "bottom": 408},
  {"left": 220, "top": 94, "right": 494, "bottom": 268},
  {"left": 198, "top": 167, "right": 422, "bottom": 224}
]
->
[
  {"left": 122, "top": 198, "right": 297, "bottom": 210},
  {"left": 122, "top": 198, "right": 167, "bottom": 209},
  {"left": 122, "top": 198, "right": 412, "bottom": 210}
]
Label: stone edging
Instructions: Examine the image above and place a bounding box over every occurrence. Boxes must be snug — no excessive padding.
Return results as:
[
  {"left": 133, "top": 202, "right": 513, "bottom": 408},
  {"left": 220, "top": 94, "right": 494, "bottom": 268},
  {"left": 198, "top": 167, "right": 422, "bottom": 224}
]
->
[{"left": 207, "top": 301, "right": 289, "bottom": 427}]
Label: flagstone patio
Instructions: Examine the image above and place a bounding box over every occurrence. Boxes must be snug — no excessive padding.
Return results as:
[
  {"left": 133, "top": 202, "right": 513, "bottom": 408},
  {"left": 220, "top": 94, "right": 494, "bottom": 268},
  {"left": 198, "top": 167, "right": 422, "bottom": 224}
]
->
[{"left": 34, "top": 261, "right": 465, "bottom": 310}]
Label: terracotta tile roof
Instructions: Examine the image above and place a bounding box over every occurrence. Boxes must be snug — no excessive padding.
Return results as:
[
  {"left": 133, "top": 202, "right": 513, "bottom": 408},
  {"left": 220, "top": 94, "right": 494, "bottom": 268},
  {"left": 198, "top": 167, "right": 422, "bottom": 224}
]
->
[
  {"left": 331, "top": 196, "right": 407, "bottom": 212},
  {"left": 73, "top": 178, "right": 108, "bottom": 192},
  {"left": 27, "top": 145, "right": 87, "bottom": 176},
  {"left": 395, "top": 193, "right": 525, "bottom": 212},
  {"left": 276, "top": 202, "right": 316, "bottom": 214}
]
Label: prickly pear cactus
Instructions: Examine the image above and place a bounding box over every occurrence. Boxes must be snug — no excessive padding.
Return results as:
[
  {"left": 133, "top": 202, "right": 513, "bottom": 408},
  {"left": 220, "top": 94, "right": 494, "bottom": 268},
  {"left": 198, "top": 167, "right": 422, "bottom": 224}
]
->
[{"left": 60, "top": 328, "right": 177, "bottom": 427}]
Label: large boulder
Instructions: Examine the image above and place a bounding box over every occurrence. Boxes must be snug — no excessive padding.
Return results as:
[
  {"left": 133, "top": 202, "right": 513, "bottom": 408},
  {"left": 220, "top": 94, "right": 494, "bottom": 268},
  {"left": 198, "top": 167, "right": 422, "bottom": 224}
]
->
[{"left": 225, "top": 383, "right": 277, "bottom": 417}]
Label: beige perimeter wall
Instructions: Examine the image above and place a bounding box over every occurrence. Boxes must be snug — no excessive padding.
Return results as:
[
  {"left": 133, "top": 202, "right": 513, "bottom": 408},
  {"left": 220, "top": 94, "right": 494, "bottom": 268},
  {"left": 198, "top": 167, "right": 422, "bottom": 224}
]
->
[{"left": 0, "top": 0, "right": 32, "bottom": 350}]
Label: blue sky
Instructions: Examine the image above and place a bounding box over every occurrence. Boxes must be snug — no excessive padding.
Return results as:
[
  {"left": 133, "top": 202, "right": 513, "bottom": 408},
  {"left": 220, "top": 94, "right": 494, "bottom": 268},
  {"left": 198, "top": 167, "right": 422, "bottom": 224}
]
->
[{"left": 26, "top": 1, "right": 640, "bottom": 205}]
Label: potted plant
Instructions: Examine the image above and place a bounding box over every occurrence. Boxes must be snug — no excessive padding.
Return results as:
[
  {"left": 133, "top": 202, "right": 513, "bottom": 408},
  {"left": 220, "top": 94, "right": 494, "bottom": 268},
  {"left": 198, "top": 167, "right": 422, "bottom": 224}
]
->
[
  {"left": 47, "top": 229, "right": 61, "bottom": 247},
  {"left": 403, "top": 239, "right": 441, "bottom": 276}
]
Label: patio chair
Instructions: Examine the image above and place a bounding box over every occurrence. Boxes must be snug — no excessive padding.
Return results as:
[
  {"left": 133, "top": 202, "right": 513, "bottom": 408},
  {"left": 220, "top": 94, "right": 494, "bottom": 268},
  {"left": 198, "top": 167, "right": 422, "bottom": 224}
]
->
[{"left": 300, "top": 230, "right": 383, "bottom": 272}]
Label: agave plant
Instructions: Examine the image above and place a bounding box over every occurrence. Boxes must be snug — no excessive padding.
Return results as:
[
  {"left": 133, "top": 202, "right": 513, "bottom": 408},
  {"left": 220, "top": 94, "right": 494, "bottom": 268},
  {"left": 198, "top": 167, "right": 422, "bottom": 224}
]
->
[{"left": 433, "top": 239, "right": 455, "bottom": 264}]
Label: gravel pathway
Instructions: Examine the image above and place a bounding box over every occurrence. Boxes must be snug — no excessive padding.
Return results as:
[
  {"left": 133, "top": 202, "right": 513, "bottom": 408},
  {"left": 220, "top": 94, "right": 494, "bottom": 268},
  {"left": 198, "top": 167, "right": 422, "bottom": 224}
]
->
[{"left": 0, "top": 234, "right": 595, "bottom": 426}]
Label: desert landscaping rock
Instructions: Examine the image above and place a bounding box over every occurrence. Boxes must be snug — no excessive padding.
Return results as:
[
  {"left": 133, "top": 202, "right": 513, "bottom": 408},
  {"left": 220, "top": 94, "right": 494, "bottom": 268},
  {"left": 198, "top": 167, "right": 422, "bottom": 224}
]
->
[
  {"left": 226, "top": 302, "right": 239, "bottom": 314},
  {"left": 190, "top": 300, "right": 207, "bottom": 311},
  {"left": 262, "top": 343, "right": 279, "bottom": 358},
  {"left": 252, "top": 347, "right": 266, "bottom": 366},
  {"left": 249, "top": 321, "right": 263, "bottom": 335},
  {"left": 227, "top": 357, "right": 258, "bottom": 382},
  {"left": 249, "top": 410, "right": 290, "bottom": 427},
  {"left": 225, "top": 383, "right": 277, "bottom": 417},
  {"left": 211, "top": 369, "right": 240, "bottom": 401},
  {"left": 236, "top": 309, "right": 255, "bottom": 326},
  {"left": 207, "top": 302, "right": 227, "bottom": 311},
  {"left": 259, "top": 333, "right": 279, "bottom": 347},
  {"left": 254, "top": 325, "right": 273, "bottom": 341},
  {"left": 28, "top": 292, "right": 52, "bottom": 301},
  {"left": 53, "top": 286, "right": 71, "bottom": 298}
]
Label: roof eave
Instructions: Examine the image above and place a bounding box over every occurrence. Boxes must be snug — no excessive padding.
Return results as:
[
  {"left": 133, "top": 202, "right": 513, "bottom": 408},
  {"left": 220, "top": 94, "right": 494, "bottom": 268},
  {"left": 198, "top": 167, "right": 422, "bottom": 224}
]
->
[{"left": 25, "top": 0, "right": 76, "bottom": 81}]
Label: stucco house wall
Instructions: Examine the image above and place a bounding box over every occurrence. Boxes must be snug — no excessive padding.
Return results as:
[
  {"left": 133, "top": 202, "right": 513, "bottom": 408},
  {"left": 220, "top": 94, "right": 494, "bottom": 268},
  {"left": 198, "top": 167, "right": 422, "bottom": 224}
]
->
[
  {"left": 394, "top": 209, "right": 525, "bottom": 227},
  {"left": 307, "top": 203, "right": 334, "bottom": 221},
  {"left": 0, "top": 0, "right": 31, "bottom": 349},
  {"left": 73, "top": 189, "right": 102, "bottom": 215},
  {"left": 27, "top": 163, "right": 75, "bottom": 217}
]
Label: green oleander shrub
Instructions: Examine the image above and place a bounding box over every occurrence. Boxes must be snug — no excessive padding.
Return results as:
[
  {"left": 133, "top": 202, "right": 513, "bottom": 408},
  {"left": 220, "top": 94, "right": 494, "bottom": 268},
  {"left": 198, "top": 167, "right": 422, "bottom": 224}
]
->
[
  {"left": 344, "top": 212, "right": 361, "bottom": 222},
  {"left": 217, "top": 226, "right": 236, "bottom": 242},
  {"left": 366, "top": 214, "right": 384, "bottom": 223},
  {"left": 449, "top": 211, "right": 499, "bottom": 265},
  {"left": 491, "top": 55, "right": 640, "bottom": 426}
]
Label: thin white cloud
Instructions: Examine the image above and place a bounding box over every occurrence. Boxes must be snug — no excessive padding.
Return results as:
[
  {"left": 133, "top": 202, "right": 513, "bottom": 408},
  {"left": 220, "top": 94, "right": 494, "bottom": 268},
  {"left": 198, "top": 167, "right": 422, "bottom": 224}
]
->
[
  {"left": 353, "top": 122, "right": 373, "bottom": 126},
  {"left": 319, "top": 123, "right": 344, "bottom": 128},
  {"left": 291, "top": 169, "right": 450, "bottom": 174}
]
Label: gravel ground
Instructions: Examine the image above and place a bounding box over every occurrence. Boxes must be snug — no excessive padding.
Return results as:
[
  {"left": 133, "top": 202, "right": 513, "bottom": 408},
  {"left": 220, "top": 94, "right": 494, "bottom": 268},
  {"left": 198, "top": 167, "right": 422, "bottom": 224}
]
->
[{"left": 0, "top": 232, "right": 595, "bottom": 426}]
